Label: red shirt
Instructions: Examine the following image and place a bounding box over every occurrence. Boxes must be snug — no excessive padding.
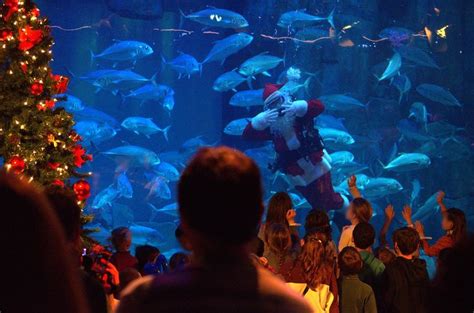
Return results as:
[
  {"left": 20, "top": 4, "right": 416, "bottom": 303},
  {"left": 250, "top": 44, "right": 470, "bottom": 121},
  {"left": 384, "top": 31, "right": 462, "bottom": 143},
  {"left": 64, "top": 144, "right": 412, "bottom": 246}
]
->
[
  {"left": 422, "top": 235, "right": 454, "bottom": 257},
  {"left": 110, "top": 251, "right": 138, "bottom": 272}
]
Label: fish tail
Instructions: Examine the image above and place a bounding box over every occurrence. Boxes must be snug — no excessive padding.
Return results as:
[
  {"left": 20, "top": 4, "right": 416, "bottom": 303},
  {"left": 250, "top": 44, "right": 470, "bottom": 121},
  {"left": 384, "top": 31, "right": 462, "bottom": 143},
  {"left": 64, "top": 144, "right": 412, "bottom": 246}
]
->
[
  {"left": 89, "top": 50, "right": 96, "bottom": 67},
  {"left": 327, "top": 8, "right": 336, "bottom": 30},
  {"left": 161, "top": 125, "right": 172, "bottom": 142},
  {"left": 303, "top": 76, "right": 312, "bottom": 95},
  {"left": 151, "top": 72, "right": 159, "bottom": 86},
  {"left": 246, "top": 76, "right": 253, "bottom": 89},
  {"left": 160, "top": 54, "right": 168, "bottom": 73}
]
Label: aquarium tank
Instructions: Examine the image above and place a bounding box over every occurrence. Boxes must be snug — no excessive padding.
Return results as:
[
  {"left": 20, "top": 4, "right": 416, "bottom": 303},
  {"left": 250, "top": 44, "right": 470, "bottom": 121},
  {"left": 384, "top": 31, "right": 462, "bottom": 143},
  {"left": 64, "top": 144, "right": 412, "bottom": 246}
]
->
[{"left": 35, "top": 0, "right": 473, "bottom": 260}]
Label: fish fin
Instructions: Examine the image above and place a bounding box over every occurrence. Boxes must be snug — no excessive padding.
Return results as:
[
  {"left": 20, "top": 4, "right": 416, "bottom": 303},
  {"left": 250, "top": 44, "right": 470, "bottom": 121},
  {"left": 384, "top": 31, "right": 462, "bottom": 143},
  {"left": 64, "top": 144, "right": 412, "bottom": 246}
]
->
[
  {"left": 178, "top": 9, "right": 186, "bottom": 29},
  {"left": 64, "top": 66, "right": 76, "bottom": 78},
  {"left": 262, "top": 71, "right": 272, "bottom": 77},
  {"left": 134, "top": 131, "right": 140, "bottom": 136},
  {"left": 377, "top": 159, "right": 386, "bottom": 170},
  {"left": 303, "top": 76, "right": 312, "bottom": 95},
  {"left": 95, "top": 87, "right": 102, "bottom": 94},
  {"left": 246, "top": 76, "right": 253, "bottom": 89},
  {"left": 160, "top": 54, "right": 167, "bottom": 73},
  {"left": 198, "top": 63, "right": 203, "bottom": 77},
  {"left": 161, "top": 125, "right": 171, "bottom": 142},
  {"left": 112, "top": 62, "right": 119, "bottom": 68},
  {"left": 232, "top": 88, "right": 238, "bottom": 92},
  {"left": 178, "top": 73, "right": 182, "bottom": 79},
  {"left": 220, "top": 58, "right": 227, "bottom": 66},
  {"left": 89, "top": 50, "right": 96, "bottom": 67},
  {"left": 327, "top": 8, "right": 336, "bottom": 30},
  {"left": 150, "top": 72, "right": 159, "bottom": 86}
]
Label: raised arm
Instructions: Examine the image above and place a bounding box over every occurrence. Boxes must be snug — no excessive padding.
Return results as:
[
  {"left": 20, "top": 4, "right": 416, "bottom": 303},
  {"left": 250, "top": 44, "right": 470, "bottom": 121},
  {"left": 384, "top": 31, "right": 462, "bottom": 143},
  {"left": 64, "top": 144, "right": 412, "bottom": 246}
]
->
[
  {"left": 379, "top": 204, "right": 395, "bottom": 247},
  {"left": 242, "top": 109, "right": 277, "bottom": 141},
  {"left": 436, "top": 191, "right": 448, "bottom": 214},
  {"left": 347, "top": 175, "right": 362, "bottom": 198}
]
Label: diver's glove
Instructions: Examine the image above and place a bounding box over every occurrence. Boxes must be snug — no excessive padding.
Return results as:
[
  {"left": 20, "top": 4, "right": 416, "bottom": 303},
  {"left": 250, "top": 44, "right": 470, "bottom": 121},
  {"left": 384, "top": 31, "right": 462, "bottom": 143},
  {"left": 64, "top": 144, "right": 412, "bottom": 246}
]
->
[
  {"left": 286, "top": 67, "right": 302, "bottom": 82},
  {"left": 251, "top": 109, "right": 279, "bottom": 130},
  {"left": 282, "top": 100, "right": 308, "bottom": 117}
]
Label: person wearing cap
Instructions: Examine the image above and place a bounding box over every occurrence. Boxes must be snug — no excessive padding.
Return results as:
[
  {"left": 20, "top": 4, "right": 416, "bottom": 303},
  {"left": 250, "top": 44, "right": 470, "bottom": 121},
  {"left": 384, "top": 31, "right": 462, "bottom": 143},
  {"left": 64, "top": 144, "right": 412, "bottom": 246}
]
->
[{"left": 243, "top": 68, "right": 347, "bottom": 212}]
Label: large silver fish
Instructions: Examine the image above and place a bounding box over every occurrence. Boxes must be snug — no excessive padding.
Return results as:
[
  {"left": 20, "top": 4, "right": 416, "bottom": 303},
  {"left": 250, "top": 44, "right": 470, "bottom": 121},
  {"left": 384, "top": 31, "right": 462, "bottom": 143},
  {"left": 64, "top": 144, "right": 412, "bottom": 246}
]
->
[
  {"left": 318, "top": 94, "right": 366, "bottom": 111},
  {"left": 397, "top": 46, "right": 440, "bottom": 69},
  {"left": 238, "top": 52, "right": 284, "bottom": 80},
  {"left": 383, "top": 153, "right": 431, "bottom": 172},
  {"left": 229, "top": 89, "right": 264, "bottom": 108},
  {"left": 278, "top": 9, "right": 335, "bottom": 29},
  {"left": 363, "top": 177, "right": 403, "bottom": 199},
  {"left": 123, "top": 83, "right": 175, "bottom": 107},
  {"left": 162, "top": 52, "right": 201, "bottom": 79},
  {"left": 319, "top": 128, "right": 355, "bottom": 145},
  {"left": 416, "top": 84, "right": 462, "bottom": 107},
  {"left": 203, "top": 33, "right": 253, "bottom": 65},
  {"left": 180, "top": 8, "right": 249, "bottom": 29},
  {"left": 103, "top": 145, "right": 161, "bottom": 167},
  {"left": 224, "top": 118, "right": 251, "bottom": 136},
  {"left": 121, "top": 117, "right": 170, "bottom": 140},
  {"left": 74, "top": 120, "right": 117, "bottom": 146},
  {"left": 91, "top": 40, "right": 153, "bottom": 65},
  {"left": 213, "top": 70, "right": 248, "bottom": 92},
  {"left": 79, "top": 70, "right": 155, "bottom": 95},
  {"left": 376, "top": 52, "right": 402, "bottom": 81}
]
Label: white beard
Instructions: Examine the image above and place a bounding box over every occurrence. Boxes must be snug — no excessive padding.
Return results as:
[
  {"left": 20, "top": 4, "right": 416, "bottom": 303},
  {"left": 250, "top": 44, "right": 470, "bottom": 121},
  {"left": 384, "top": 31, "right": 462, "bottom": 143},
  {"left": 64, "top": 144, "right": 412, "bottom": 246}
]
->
[{"left": 270, "top": 113, "right": 296, "bottom": 137}]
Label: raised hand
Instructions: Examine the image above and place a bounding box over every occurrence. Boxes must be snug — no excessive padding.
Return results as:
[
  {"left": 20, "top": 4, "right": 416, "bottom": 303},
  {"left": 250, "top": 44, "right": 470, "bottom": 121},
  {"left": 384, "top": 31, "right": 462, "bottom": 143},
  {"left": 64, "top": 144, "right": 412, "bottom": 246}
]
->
[
  {"left": 252, "top": 109, "right": 279, "bottom": 130},
  {"left": 348, "top": 175, "right": 357, "bottom": 188},
  {"left": 436, "top": 191, "right": 446, "bottom": 204},
  {"left": 415, "top": 221, "right": 425, "bottom": 237},
  {"left": 402, "top": 204, "right": 413, "bottom": 225},
  {"left": 385, "top": 204, "right": 395, "bottom": 221}
]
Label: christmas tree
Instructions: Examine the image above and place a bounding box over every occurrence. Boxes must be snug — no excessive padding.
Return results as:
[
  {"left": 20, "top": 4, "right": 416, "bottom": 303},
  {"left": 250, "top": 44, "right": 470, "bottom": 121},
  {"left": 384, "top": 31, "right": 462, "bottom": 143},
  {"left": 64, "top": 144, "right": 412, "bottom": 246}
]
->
[{"left": 0, "top": 0, "right": 92, "bottom": 203}]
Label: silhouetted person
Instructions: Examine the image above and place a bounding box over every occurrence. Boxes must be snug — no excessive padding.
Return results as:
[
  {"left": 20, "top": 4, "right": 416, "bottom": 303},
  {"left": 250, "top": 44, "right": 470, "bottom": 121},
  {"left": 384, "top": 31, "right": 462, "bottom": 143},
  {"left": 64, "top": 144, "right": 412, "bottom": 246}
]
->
[
  {"left": 118, "top": 147, "right": 312, "bottom": 313},
  {"left": 0, "top": 172, "right": 88, "bottom": 313},
  {"left": 45, "top": 186, "right": 108, "bottom": 313}
]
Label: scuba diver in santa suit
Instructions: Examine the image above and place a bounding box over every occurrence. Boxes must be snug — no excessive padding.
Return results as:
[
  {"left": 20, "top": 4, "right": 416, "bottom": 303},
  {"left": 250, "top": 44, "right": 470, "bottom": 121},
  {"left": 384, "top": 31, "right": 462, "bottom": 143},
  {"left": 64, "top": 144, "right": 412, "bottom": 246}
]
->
[{"left": 243, "top": 68, "right": 349, "bottom": 211}]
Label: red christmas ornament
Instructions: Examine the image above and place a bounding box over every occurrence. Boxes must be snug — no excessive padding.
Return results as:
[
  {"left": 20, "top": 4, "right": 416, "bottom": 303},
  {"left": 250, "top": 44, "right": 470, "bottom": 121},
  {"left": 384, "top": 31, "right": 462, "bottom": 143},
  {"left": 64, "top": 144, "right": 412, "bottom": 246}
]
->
[
  {"left": 51, "top": 74, "right": 69, "bottom": 94},
  {"left": 51, "top": 179, "right": 65, "bottom": 187},
  {"left": 7, "top": 155, "right": 25, "bottom": 173},
  {"left": 30, "top": 81, "right": 44, "bottom": 96},
  {"left": 45, "top": 99, "right": 55, "bottom": 109},
  {"left": 18, "top": 25, "right": 43, "bottom": 51},
  {"left": 20, "top": 62, "right": 28, "bottom": 73},
  {"left": 3, "top": 0, "right": 19, "bottom": 21},
  {"left": 73, "top": 180, "right": 91, "bottom": 201},
  {"left": 1, "top": 29, "right": 13, "bottom": 41}
]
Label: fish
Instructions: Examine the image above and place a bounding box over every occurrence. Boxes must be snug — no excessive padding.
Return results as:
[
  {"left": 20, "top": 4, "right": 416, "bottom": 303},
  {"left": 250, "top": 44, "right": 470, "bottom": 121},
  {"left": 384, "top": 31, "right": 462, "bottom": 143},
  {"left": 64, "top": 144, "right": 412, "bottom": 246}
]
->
[
  {"left": 280, "top": 77, "right": 312, "bottom": 96},
  {"left": 426, "top": 121, "right": 463, "bottom": 138},
  {"left": 149, "top": 203, "right": 179, "bottom": 221},
  {"left": 416, "top": 84, "right": 462, "bottom": 107},
  {"left": 224, "top": 118, "right": 250, "bottom": 136},
  {"left": 379, "top": 27, "right": 413, "bottom": 46},
  {"left": 124, "top": 83, "right": 175, "bottom": 107},
  {"left": 411, "top": 193, "right": 440, "bottom": 222},
  {"left": 180, "top": 8, "right": 249, "bottom": 29},
  {"left": 161, "top": 52, "right": 201, "bottom": 79},
  {"left": 153, "top": 162, "right": 180, "bottom": 182},
  {"left": 333, "top": 162, "right": 368, "bottom": 175},
  {"left": 376, "top": 52, "right": 402, "bottom": 82},
  {"left": 116, "top": 172, "right": 133, "bottom": 199},
  {"left": 329, "top": 151, "right": 355, "bottom": 167},
  {"left": 391, "top": 74, "right": 412, "bottom": 103},
  {"left": 213, "top": 70, "right": 248, "bottom": 92},
  {"left": 319, "top": 128, "right": 355, "bottom": 145},
  {"left": 363, "top": 177, "right": 403, "bottom": 199},
  {"left": 409, "top": 102, "right": 429, "bottom": 130},
  {"left": 91, "top": 40, "right": 153, "bottom": 66},
  {"left": 78, "top": 69, "right": 155, "bottom": 95},
  {"left": 145, "top": 175, "right": 171, "bottom": 200},
  {"left": 105, "top": 0, "right": 163, "bottom": 20},
  {"left": 55, "top": 94, "right": 85, "bottom": 112},
  {"left": 397, "top": 119, "right": 433, "bottom": 142},
  {"left": 397, "top": 46, "right": 440, "bottom": 69},
  {"left": 181, "top": 136, "right": 212, "bottom": 152},
  {"left": 202, "top": 33, "right": 253, "bottom": 65},
  {"left": 437, "top": 136, "right": 472, "bottom": 161},
  {"left": 163, "top": 95, "right": 175, "bottom": 112},
  {"left": 294, "top": 26, "right": 331, "bottom": 42},
  {"left": 73, "top": 120, "right": 117, "bottom": 146},
  {"left": 318, "top": 94, "right": 365, "bottom": 111},
  {"left": 121, "top": 117, "right": 170, "bottom": 140},
  {"left": 410, "top": 179, "right": 421, "bottom": 207},
  {"left": 238, "top": 52, "right": 284, "bottom": 80},
  {"left": 229, "top": 89, "right": 264, "bottom": 108},
  {"left": 382, "top": 153, "right": 431, "bottom": 172},
  {"left": 103, "top": 145, "right": 161, "bottom": 168},
  {"left": 91, "top": 185, "right": 121, "bottom": 209},
  {"left": 74, "top": 106, "right": 120, "bottom": 128},
  {"left": 130, "top": 224, "right": 164, "bottom": 245},
  {"left": 288, "top": 192, "right": 310, "bottom": 208},
  {"left": 278, "top": 9, "right": 335, "bottom": 29},
  {"left": 315, "top": 114, "right": 348, "bottom": 131}
]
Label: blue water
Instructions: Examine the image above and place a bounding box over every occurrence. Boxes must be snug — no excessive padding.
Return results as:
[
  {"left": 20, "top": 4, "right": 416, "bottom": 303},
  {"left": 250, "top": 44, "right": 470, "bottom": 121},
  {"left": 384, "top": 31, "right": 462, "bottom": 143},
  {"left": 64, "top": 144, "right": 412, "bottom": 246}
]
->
[{"left": 37, "top": 0, "right": 474, "bottom": 256}]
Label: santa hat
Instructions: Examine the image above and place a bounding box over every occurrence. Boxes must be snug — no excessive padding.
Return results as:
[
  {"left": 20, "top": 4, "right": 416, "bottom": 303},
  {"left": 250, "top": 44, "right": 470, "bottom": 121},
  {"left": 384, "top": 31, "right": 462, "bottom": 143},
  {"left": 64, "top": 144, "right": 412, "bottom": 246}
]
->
[{"left": 263, "top": 83, "right": 284, "bottom": 101}]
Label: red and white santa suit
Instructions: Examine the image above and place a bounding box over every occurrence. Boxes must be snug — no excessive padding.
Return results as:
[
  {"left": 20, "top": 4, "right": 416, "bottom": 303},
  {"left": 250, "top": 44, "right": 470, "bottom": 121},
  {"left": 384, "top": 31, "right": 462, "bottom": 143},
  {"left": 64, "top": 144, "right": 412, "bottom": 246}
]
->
[{"left": 243, "top": 83, "right": 345, "bottom": 211}]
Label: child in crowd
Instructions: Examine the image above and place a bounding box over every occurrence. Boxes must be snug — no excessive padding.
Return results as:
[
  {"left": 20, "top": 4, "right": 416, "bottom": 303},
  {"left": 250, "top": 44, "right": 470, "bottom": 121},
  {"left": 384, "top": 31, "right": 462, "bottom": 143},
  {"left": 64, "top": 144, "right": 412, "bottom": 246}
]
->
[
  {"left": 380, "top": 227, "right": 429, "bottom": 313},
  {"left": 353, "top": 222, "right": 385, "bottom": 288},
  {"left": 374, "top": 247, "right": 396, "bottom": 266},
  {"left": 110, "top": 227, "right": 138, "bottom": 272},
  {"left": 402, "top": 191, "right": 467, "bottom": 257},
  {"left": 338, "top": 247, "right": 377, "bottom": 313},
  {"left": 338, "top": 176, "right": 373, "bottom": 251},
  {"left": 169, "top": 252, "right": 190, "bottom": 272},
  {"left": 280, "top": 231, "right": 339, "bottom": 313},
  {"left": 305, "top": 209, "right": 337, "bottom": 260},
  {"left": 263, "top": 223, "right": 297, "bottom": 273}
]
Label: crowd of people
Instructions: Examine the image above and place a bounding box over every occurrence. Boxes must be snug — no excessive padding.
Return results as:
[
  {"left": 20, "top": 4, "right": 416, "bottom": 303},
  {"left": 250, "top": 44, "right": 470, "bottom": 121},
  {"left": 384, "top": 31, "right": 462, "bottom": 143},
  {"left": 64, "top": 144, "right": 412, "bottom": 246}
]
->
[{"left": 1, "top": 146, "right": 473, "bottom": 313}]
